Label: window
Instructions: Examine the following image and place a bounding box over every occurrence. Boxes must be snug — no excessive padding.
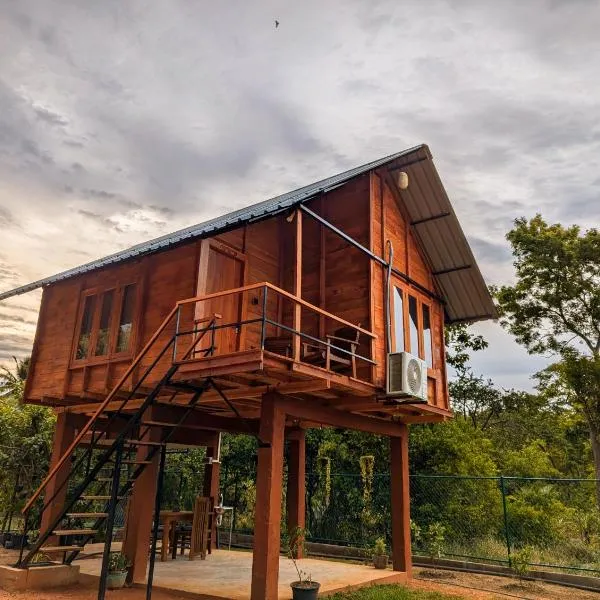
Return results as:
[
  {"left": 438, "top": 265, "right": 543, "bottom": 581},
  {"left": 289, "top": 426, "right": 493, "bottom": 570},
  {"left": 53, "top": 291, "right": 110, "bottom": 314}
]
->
[
  {"left": 74, "top": 284, "right": 137, "bottom": 362},
  {"left": 390, "top": 282, "right": 435, "bottom": 369},
  {"left": 408, "top": 295, "right": 419, "bottom": 355},
  {"left": 392, "top": 287, "right": 404, "bottom": 352},
  {"left": 76, "top": 295, "right": 96, "bottom": 360},
  {"left": 95, "top": 291, "right": 114, "bottom": 356},
  {"left": 422, "top": 304, "right": 433, "bottom": 367},
  {"left": 116, "top": 284, "right": 136, "bottom": 353}
]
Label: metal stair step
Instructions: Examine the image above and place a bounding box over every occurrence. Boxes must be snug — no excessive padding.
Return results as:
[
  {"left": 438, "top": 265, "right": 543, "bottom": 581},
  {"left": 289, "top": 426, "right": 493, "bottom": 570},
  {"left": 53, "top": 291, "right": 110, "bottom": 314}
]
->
[
  {"left": 53, "top": 529, "right": 98, "bottom": 536},
  {"left": 122, "top": 459, "right": 152, "bottom": 465},
  {"left": 41, "top": 545, "right": 83, "bottom": 553},
  {"left": 81, "top": 495, "right": 123, "bottom": 501},
  {"left": 125, "top": 439, "right": 164, "bottom": 446},
  {"left": 66, "top": 512, "right": 108, "bottom": 518}
]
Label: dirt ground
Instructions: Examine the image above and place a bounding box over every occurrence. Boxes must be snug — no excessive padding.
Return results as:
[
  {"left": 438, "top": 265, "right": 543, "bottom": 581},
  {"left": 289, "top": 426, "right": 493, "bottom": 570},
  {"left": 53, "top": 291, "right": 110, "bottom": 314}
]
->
[{"left": 1, "top": 547, "right": 599, "bottom": 600}]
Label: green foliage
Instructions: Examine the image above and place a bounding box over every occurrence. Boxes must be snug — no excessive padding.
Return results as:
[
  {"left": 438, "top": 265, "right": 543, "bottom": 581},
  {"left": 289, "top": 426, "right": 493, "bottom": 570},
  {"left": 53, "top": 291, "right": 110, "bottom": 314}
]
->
[
  {"left": 328, "top": 584, "right": 463, "bottom": 600},
  {"left": 372, "top": 536, "right": 387, "bottom": 557},
  {"left": 495, "top": 215, "right": 600, "bottom": 357},
  {"left": 421, "top": 523, "right": 446, "bottom": 561},
  {"left": 107, "top": 552, "right": 131, "bottom": 573},
  {"left": 0, "top": 356, "right": 29, "bottom": 399},
  {"left": 0, "top": 362, "right": 55, "bottom": 526},
  {"left": 510, "top": 546, "right": 533, "bottom": 582}
]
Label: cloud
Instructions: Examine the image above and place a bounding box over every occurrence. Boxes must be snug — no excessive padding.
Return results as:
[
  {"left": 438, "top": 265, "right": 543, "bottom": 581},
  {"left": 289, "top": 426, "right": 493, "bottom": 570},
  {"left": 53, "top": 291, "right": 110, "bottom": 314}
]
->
[{"left": 0, "top": 0, "right": 599, "bottom": 384}]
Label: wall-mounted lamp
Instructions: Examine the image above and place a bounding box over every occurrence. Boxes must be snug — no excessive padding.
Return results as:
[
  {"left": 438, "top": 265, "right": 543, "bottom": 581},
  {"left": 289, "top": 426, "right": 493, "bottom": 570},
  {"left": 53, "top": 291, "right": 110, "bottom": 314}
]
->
[
  {"left": 286, "top": 211, "right": 295, "bottom": 223},
  {"left": 396, "top": 171, "right": 409, "bottom": 190}
]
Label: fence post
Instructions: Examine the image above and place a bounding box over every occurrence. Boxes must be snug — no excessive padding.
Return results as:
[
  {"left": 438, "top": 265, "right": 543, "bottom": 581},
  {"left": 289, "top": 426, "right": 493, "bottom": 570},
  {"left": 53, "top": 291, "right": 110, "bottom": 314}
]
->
[{"left": 500, "top": 476, "right": 512, "bottom": 568}]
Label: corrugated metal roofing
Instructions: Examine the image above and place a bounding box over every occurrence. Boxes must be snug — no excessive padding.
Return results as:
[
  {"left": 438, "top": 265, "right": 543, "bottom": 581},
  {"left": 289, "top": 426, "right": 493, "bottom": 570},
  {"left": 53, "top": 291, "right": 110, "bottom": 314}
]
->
[{"left": 0, "top": 144, "right": 497, "bottom": 323}]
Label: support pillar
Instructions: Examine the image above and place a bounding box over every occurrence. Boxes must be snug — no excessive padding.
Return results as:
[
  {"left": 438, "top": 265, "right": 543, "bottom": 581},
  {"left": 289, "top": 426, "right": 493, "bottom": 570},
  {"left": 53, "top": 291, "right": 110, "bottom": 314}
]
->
[
  {"left": 40, "top": 412, "right": 78, "bottom": 536},
  {"left": 286, "top": 428, "right": 306, "bottom": 558},
  {"left": 390, "top": 425, "right": 412, "bottom": 576},
  {"left": 251, "top": 394, "right": 286, "bottom": 600},
  {"left": 203, "top": 433, "right": 221, "bottom": 549},
  {"left": 123, "top": 420, "right": 163, "bottom": 584}
]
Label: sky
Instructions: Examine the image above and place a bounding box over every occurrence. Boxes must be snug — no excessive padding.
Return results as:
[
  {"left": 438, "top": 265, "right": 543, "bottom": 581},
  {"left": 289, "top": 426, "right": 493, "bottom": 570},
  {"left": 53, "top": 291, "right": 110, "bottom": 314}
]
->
[{"left": 1, "top": 0, "right": 599, "bottom": 391}]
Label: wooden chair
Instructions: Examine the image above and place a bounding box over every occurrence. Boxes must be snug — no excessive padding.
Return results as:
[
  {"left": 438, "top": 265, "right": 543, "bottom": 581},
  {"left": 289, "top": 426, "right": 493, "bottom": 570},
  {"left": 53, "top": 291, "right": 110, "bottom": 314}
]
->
[
  {"left": 263, "top": 335, "right": 293, "bottom": 357},
  {"left": 302, "top": 325, "right": 361, "bottom": 378},
  {"left": 189, "top": 496, "right": 212, "bottom": 560}
]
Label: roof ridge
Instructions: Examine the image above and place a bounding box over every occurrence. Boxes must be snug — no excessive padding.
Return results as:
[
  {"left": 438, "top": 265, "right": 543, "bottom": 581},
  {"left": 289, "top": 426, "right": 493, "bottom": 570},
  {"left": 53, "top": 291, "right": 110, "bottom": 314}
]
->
[{"left": 0, "top": 147, "right": 424, "bottom": 301}]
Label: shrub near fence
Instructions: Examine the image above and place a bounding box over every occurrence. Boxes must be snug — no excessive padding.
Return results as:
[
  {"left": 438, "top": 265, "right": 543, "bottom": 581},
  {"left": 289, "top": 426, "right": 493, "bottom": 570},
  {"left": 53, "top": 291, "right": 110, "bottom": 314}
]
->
[{"left": 220, "top": 471, "right": 600, "bottom": 576}]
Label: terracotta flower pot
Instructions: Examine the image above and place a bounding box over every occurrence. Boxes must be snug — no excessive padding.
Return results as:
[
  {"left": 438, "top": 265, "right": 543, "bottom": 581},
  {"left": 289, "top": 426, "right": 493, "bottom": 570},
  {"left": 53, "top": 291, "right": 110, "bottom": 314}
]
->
[
  {"left": 290, "top": 580, "right": 320, "bottom": 600},
  {"left": 373, "top": 554, "right": 388, "bottom": 569}
]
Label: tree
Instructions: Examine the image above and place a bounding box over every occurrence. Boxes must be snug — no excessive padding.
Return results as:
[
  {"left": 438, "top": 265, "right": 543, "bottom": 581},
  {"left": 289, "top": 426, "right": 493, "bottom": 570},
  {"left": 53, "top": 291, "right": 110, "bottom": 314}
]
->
[
  {"left": 0, "top": 356, "right": 30, "bottom": 399},
  {"left": 496, "top": 215, "right": 600, "bottom": 501}
]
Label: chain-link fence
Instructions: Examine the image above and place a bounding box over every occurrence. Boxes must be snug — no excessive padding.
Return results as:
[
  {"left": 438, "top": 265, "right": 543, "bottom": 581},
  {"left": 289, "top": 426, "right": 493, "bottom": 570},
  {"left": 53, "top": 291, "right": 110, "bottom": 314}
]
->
[{"left": 221, "top": 470, "right": 600, "bottom": 575}]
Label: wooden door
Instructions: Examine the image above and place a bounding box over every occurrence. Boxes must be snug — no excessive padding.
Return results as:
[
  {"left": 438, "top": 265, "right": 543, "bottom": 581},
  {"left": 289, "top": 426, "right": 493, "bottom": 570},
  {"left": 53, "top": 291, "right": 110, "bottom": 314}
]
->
[{"left": 196, "top": 240, "right": 245, "bottom": 355}]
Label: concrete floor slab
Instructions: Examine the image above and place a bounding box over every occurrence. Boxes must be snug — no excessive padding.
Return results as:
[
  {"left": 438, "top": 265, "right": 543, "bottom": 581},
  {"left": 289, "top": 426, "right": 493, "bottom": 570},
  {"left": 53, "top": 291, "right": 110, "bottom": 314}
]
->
[{"left": 77, "top": 549, "right": 406, "bottom": 599}]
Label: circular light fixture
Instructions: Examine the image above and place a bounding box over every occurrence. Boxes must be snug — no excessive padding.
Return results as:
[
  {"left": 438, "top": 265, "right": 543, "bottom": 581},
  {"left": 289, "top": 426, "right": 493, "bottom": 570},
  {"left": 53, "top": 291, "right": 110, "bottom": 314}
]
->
[{"left": 396, "top": 171, "right": 409, "bottom": 190}]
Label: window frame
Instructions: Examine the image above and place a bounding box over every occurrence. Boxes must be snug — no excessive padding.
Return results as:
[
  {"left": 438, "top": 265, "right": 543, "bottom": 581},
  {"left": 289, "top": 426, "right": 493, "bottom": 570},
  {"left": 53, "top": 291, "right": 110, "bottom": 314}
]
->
[
  {"left": 71, "top": 282, "right": 140, "bottom": 366},
  {"left": 390, "top": 278, "right": 436, "bottom": 370}
]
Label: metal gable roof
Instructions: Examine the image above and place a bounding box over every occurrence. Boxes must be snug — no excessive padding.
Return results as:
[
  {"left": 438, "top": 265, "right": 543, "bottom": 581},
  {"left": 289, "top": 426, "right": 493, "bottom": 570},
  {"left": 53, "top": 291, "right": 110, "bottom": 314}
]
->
[{"left": 0, "top": 144, "right": 497, "bottom": 324}]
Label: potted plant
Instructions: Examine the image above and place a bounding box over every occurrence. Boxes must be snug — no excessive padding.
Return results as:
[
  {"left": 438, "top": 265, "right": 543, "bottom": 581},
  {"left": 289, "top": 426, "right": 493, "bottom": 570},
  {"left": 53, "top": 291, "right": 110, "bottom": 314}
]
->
[
  {"left": 372, "top": 537, "right": 388, "bottom": 569},
  {"left": 106, "top": 552, "right": 131, "bottom": 589},
  {"left": 286, "top": 527, "right": 320, "bottom": 600}
]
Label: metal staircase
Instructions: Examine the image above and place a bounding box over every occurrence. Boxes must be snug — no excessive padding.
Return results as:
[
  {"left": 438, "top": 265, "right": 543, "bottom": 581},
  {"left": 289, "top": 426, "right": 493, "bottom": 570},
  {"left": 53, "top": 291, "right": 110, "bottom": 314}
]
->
[{"left": 16, "top": 308, "right": 221, "bottom": 600}]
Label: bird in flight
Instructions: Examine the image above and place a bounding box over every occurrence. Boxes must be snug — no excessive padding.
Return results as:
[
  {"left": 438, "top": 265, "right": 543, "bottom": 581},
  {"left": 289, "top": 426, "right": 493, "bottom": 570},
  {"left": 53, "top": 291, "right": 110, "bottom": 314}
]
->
[{"left": 275, "top": 20, "right": 279, "bottom": 28}]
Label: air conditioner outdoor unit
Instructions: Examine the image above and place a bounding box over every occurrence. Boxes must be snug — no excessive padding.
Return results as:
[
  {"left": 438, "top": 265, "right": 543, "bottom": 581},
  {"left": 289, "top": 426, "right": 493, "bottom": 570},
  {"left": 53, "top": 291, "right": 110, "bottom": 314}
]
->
[{"left": 386, "top": 352, "right": 428, "bottom": 401}]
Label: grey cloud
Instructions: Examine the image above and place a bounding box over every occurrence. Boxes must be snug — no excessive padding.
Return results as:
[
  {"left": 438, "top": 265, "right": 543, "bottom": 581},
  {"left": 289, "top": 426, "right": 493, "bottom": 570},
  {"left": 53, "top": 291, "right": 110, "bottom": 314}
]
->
[
  {"left": 469, "top": 237, "right": 512, "bottom": 265},
  {"left": 0, "top": 312, "right": 36, "bottom": 326},
  {"left": 0, "top": 207, "right": 17, "bottom": 228},
  {"left": 34, "top": 105, "right": 68, "bottom": 127}
]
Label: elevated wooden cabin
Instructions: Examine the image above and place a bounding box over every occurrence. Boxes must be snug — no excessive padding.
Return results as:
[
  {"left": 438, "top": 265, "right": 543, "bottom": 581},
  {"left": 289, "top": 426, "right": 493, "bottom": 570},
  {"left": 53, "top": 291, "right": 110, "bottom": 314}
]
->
[{"left": 0, "top": 144, "right": 496, "bottom": 599}]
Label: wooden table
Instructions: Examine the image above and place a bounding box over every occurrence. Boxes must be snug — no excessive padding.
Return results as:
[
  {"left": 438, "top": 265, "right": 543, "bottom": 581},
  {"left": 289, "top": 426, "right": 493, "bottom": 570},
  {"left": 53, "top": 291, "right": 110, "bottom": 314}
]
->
[{"left": 159, "top": 510, "right": 194, "bottom": 562}]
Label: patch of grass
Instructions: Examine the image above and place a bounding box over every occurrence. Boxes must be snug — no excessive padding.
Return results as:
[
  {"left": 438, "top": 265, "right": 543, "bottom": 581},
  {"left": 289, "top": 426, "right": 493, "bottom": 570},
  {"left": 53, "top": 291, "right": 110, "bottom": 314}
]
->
[{"left": 327, "top": 584, "right": 465, "bottom": 600}]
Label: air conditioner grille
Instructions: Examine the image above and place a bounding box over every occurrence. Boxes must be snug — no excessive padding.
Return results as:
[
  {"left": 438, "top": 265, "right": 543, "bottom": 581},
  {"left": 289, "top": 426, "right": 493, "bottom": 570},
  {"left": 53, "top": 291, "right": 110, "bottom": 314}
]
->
[{"left": 406, "top": 358, "right": 422, "bottom": 394}]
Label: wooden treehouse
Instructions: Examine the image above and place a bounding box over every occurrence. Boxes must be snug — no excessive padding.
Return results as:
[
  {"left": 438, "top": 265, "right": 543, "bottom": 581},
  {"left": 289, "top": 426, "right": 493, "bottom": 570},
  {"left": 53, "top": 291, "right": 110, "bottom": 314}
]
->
[{"left": 0, "top": 145, "right": 496, "bottom": 599}]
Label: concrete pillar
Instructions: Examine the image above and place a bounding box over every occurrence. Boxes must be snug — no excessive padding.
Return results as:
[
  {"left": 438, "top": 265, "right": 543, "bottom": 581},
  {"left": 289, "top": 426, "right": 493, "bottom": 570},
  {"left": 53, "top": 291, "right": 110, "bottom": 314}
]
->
[
  {"left": 251, "top": 393, "right": 286, "bottom": 600},
  {"left": 286, "top": 428, "right": 306, "bottom": 558},
  {"left": 390, "top": 425, "right": 412, "bottom": 576},
  {"left": 40, "top": 412, "right": 78, "bottom": 536},
  {"left": 203, "top": 433, "right": 221, "bottom": 549},
  {"left": 123, "top": 419, "right": 163, "bottom": 584}
]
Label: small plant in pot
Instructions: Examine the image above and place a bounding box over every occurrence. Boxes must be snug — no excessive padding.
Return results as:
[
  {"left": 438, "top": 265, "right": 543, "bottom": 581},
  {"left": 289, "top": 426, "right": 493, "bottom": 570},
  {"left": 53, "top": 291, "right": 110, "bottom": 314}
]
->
[
  {"left": 286, "top": 527, "right": 320, "bottom": 600},
  {"left": 372, "top": 537, "right": 388, "bottom": 569},
  {"left": 106, "top": 552, "right": 131, "bottom": 589}
]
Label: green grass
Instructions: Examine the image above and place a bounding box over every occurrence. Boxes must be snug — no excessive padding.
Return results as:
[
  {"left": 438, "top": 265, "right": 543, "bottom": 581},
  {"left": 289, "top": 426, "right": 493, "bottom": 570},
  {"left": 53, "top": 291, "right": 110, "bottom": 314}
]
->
[{"left": 326, "top": 584, "right": 464, "bottom": 600}]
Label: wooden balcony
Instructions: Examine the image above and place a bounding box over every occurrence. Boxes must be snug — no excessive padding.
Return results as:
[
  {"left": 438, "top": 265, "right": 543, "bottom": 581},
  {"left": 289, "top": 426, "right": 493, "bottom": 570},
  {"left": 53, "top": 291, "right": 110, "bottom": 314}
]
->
[{"left": 65, "top": 282, "right": 449, "bottom": 424}]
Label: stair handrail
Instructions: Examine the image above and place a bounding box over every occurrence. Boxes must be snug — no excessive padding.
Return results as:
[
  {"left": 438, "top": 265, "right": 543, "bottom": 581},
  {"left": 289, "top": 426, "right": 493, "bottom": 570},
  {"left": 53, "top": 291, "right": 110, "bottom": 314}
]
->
[{"left": 22, "top": 305, "right": 179, "bottom": 515}]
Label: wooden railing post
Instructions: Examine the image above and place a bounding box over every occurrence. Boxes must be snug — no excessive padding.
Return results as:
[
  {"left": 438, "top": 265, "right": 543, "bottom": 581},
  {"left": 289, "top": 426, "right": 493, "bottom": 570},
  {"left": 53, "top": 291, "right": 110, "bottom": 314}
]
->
[{"left": 293, "top": 210, "right": 302, "bottom": 361}]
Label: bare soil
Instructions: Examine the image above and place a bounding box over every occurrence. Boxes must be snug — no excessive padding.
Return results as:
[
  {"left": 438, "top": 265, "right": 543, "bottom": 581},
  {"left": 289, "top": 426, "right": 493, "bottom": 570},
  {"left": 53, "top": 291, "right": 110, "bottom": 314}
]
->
[{"left": 412, "top": 566, "right": 600, "bottom": 600}]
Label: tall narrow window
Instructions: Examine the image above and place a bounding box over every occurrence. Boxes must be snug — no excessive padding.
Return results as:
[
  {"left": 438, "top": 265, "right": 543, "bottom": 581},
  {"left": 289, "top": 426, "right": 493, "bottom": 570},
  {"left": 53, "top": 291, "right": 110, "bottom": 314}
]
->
[
  {"left": 423, "top": 304, "right": 432, "bottom": 367},
  {"left": 95, "top": 290, "right": 114, "bottom": 356},
  {"left": 393, "top": 287, "right": 404, "bottom": 352},
  {"left": 408, "top": 295, "right": 419, "bottom": 356},
  {"left": 116, "top": 284, "right": 136, "bottom": 353},
  {"left": 76, "top": 295, "right": 96, "bottom": 360}
]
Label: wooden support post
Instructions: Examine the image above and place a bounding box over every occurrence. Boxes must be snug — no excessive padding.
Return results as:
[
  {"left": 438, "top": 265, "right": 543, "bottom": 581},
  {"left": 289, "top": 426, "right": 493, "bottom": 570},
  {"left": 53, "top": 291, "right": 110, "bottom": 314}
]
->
[
  {"left": 40, "top": 412, "right": 77, "bottom": 537},
  {"left": 123, "top": 419, "right": 163, "bottom": 584},
  {"left": 293, "top": 209, "right": 303, "bottom": 361},
  {"left": 251, "top": 393, "right": 286, "bottom": 600},
  {"left": 286, "top": 428, "right": 306, "bottom": 559},
  {"left": 203, "top": 433, "right": 221, "bottom": 549},
  {"left": 390, "top": 425, "right": 412, "bottom": 576}
]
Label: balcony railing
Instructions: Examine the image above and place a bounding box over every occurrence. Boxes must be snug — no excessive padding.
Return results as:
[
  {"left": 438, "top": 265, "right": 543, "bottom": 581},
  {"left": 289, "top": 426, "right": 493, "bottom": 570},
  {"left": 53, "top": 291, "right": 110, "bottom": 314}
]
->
[{"left": 172, "top": 282, "right": 377, "bottom": 382}]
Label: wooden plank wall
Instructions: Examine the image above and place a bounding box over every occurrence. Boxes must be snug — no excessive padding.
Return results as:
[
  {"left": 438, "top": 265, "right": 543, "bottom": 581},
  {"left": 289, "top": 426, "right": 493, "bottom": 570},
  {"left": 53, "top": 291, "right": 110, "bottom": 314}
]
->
[
  {"left": 370, "top": 170, "right": 448, "bottom": 409},
  {"left": 26, "top": 218, "right": 281, "bottom": 405}
]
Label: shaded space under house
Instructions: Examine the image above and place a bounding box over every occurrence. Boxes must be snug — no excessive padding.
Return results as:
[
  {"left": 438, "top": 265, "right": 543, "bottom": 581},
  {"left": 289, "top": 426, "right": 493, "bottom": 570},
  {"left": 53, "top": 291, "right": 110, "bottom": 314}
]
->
[{"left": 0, "top": 144, "right": 496, "bottom": 599}]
